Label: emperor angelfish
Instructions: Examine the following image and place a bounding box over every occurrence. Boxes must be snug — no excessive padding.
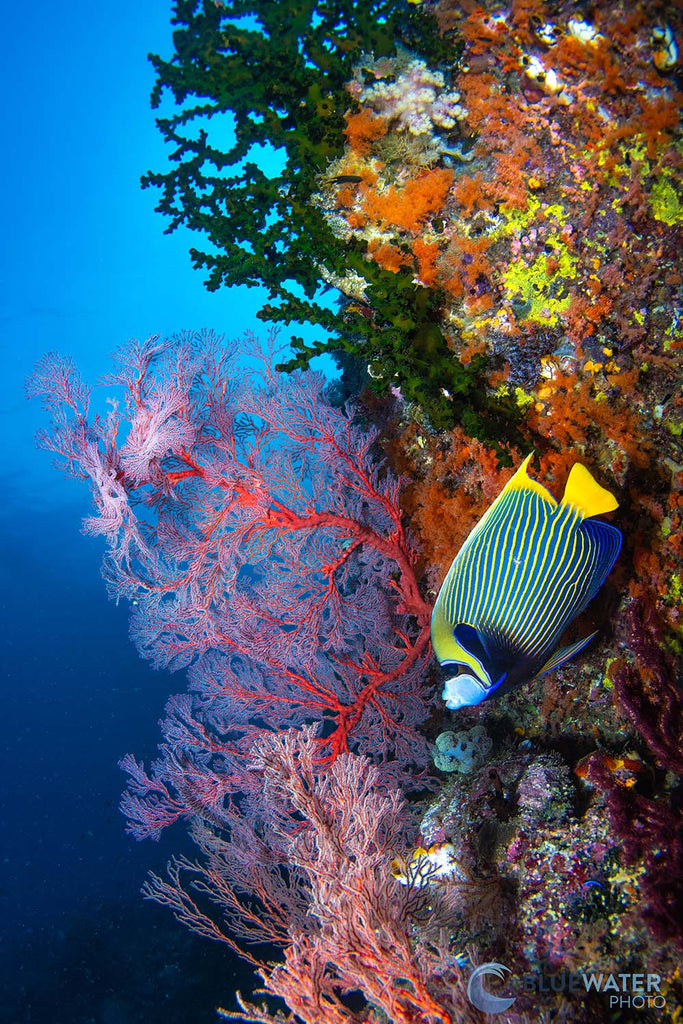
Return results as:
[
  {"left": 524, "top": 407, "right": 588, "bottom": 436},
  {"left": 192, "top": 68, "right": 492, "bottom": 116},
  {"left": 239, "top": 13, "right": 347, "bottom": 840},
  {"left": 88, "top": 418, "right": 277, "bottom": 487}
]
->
[{"left": 431, "top": 455, "right": 622, "bottom": 710}]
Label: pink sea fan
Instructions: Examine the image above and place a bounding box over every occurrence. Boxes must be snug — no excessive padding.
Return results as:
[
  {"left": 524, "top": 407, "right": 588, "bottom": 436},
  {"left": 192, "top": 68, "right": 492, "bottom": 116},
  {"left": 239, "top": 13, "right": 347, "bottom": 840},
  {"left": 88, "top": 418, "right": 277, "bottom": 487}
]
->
[
  {"left": 78, "top": 439, "right": 151, "bottom": 566},
  {"left": 140, "top": 729, "right": 475, "bottom": 1024},
  {"left": 29, "top": 329, "right": 433, "bottom": 777},
  {"left": 119, "top": 385, "right": 197, "bottom": 485},
  {"left": 25, "top": 351, "right": 91, "bottom": 412}
]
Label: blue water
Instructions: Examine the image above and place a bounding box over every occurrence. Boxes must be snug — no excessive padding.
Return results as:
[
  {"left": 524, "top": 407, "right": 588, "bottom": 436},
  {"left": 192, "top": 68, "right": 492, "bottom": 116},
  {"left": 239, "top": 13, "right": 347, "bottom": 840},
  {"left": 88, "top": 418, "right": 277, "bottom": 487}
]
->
[
  {"left": 0, "top": 1, "right": 286, "bottom": 1019},
  {"left": 0, "top": 498, "right": 255, "bottom": 1022}
]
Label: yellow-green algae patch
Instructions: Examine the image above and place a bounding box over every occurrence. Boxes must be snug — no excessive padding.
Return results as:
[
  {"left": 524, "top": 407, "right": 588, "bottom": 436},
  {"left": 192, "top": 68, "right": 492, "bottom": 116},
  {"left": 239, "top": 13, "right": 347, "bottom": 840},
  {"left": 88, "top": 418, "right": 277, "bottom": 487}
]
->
[
  {"left": 502, "top": 237, "right": 577, "bottom": 325},
  {"left": 649, "top": 177, "right": 682, "bottom": 225}
]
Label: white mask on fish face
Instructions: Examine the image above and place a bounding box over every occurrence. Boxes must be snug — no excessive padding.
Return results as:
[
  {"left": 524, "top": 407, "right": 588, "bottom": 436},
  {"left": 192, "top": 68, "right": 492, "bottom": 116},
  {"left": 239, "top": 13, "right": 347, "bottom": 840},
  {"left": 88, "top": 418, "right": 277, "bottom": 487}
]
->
[{"left": 442, "top": 672, "right": 489, "bottom": 710}]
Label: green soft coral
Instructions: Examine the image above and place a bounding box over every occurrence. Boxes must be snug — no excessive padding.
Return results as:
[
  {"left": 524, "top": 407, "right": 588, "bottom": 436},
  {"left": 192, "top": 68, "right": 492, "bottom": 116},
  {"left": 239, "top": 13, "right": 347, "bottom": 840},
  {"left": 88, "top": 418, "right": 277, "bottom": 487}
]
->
[{"left": 145, "top": 0, "right": 400, "bottom": 307}]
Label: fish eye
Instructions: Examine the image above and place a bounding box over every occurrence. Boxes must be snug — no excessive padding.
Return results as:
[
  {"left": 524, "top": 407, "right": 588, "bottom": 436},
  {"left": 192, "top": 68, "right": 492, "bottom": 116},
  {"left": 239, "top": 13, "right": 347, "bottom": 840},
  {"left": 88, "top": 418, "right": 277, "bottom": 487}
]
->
[{"left": 438, "top": 660, "right": 469, "bottom": 680}]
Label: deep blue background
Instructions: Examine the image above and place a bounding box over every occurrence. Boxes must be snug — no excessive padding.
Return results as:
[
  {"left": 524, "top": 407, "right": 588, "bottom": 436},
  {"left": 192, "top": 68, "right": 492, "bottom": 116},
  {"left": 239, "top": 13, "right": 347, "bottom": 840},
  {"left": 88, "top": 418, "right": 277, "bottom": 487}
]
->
[{"left": 0, "top": 2, "right": 327, "bottom": 1019}]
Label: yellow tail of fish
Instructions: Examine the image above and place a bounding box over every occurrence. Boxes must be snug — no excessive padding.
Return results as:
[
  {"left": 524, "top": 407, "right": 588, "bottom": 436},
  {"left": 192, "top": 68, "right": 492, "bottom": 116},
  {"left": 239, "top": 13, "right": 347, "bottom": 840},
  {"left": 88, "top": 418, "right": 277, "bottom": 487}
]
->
[{"left": 563, "top": 463, "right": 618, "bottom": 518}]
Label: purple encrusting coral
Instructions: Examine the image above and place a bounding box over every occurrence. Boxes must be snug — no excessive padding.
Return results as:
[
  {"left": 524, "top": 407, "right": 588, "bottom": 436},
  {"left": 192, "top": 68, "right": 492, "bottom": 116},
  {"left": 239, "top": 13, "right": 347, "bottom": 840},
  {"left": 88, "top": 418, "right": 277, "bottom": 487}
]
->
[
  {"left": 515, "top": 753, "right": 574, "bottom": 824},
  {"left": 416, "top": 740, "right": 678, "bottom": 1017},
  {"left": 579, "top": 751, "right": 683, "bottom": 951}
]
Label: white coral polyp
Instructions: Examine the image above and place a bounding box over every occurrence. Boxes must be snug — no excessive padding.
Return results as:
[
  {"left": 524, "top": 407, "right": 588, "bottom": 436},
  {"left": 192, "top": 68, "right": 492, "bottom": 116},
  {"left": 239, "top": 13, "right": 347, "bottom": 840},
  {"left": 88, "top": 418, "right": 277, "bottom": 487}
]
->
[{"left": 359, "top": 59, "right": 464, "bottom": 136}]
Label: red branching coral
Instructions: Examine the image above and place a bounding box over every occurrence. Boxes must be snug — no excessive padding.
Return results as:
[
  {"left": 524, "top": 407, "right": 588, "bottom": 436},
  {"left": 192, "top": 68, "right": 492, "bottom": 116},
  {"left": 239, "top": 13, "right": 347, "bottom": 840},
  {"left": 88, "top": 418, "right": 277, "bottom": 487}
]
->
[
  {"left": 579, "top": 752, "right": 683, "bottom": 949},
  {"left": 611, "top": 598, "right": 683, "bottom": 776},
  {"left": 147, "top": 730, "right": 480, "bottom": 1024},
  {"left": 27, "top": 332, "right": 433, "bottom": 781}
]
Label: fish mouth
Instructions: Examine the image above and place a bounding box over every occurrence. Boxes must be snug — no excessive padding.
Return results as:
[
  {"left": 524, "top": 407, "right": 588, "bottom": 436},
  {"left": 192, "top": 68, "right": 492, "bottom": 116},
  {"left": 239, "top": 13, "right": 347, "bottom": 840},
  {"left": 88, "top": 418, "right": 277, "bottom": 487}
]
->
[{"left": 440, "top": 667, "right": 492, "bottom": 709}]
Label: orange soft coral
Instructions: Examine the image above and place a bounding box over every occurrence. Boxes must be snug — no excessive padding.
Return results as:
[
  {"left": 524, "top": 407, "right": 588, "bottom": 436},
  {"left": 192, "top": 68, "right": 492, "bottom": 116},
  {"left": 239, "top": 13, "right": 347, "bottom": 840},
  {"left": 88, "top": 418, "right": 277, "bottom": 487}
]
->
[
  {"left": 412, "top": 238, "right": 441, "bottom": 286},
  {"left": 362, "top": 168, "right": 454, "bottom": 234},
  {"left": 528, "top": 369, "right": 651, "bottom": 475},
  {"left": 452, "top": 172, "right": 490, "bottom": 217},
  {"left": 367, "top": 240, "right": 412, "bottom": 274},
  {"left": 400, "top": 427, "right": 517, "bottom": 589},
  {"left": 344, "top": 110, "right": 388, "bottom": 154}
]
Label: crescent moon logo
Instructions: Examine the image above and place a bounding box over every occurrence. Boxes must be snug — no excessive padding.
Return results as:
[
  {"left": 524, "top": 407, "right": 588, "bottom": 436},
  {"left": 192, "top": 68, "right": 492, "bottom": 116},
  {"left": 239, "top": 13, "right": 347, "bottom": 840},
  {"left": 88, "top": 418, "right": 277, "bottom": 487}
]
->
[{"left": 467, "top": 963, "right": 516, "bottom": 1014}]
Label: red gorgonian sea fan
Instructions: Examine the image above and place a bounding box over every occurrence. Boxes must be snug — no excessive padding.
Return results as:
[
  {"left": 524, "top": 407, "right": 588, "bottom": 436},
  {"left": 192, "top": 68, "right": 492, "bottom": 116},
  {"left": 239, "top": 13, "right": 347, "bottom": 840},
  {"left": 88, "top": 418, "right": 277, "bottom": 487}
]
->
[{"left": 27, "top": 330, "right": 433, "bottom": 808}]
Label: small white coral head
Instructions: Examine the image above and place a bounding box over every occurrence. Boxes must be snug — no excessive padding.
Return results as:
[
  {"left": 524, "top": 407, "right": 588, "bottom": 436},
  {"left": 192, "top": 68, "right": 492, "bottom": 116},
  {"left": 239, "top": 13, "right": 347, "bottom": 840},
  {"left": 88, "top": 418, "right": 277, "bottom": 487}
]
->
[
  {"left": 521, "top": 54, "right": 568, "bottom": 102},
  {"left": 534, "top": 21, "right": 561, "bottom": 47},
  {"left": 568, "top": 19, "right": 604, "bottom": 46},
  {"left": 651, "top": 24, "right": 678, "bottom": 71}
]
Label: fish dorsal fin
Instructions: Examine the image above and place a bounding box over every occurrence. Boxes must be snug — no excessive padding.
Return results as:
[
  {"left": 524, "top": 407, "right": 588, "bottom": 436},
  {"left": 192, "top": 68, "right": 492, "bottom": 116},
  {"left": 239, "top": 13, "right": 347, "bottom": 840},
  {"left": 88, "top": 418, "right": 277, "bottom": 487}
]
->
[
  {"left": 506, "top": 453, "right": 558, "bottom": 506},
  {"left": 456, "top": 454, "right": 555, "bottom": 560},
  {"left": 534, "top": 632, "right": 598, "bottom": 679},
  {"left": 562, "top": 463, "right": 618, "bottom": 518}
]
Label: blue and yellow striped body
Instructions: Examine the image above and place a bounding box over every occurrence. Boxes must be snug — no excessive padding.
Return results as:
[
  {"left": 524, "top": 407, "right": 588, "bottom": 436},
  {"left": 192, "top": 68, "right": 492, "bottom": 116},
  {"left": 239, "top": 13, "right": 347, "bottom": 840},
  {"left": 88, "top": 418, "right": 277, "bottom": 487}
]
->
[{"left": 431, "top": 455, "right": 622, "bottom": 709}]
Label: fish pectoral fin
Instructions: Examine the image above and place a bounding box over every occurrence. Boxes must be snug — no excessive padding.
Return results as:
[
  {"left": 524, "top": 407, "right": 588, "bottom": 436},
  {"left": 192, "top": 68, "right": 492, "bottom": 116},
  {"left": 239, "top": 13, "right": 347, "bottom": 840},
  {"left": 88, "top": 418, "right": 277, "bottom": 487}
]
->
[
  {"left": 534, "top": 632, "right": 599, "bottom": 679},
  {"left": 452, "top": 623, "right": 515, "bottom": 688},
  {"left": 487, "top": 671, "right": 508, "bottom": 696},
  {"left": 453, "top": 623, "right": 490, "bottom": 657},
  {"left": 562, "top": 463, "right": 619, "bottom": 518}
]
